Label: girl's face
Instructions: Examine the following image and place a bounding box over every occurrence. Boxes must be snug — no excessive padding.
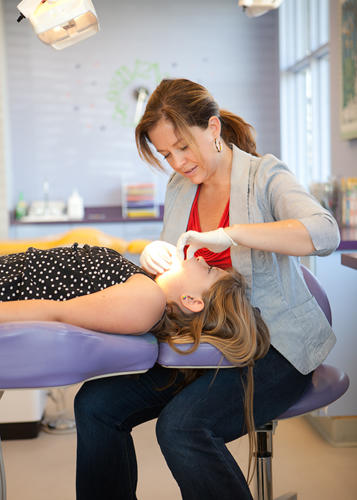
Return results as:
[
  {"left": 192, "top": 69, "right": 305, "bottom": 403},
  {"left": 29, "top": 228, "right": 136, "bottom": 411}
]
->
[
  {"left": 155, "top": 255, "right": 227, "bottom": 311},
  {"left": 148, "top": 118, "right": 221, "bottom": 185}
]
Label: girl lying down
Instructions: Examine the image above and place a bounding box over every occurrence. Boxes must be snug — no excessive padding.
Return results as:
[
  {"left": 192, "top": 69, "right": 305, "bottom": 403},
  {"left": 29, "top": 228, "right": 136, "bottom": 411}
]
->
[
  {"left": 0, "top": 243, "right": 270, "bottom": 478},
  {"left": 0, "top": 242, "right": 269, "bottom": 384},
  {"left": 0, "top": 243, "right": 268, "bottom": 345}
]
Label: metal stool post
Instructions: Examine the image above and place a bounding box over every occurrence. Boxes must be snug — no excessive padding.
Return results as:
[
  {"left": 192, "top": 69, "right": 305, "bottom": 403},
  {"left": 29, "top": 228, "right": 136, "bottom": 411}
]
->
[
  {"left": 255, "top": 421, "right": 274, "bottom": 500},
  {"left": 0, "top": 392, "right": 6, "bottom": 500},
  {"left": 255, "top": 421, "right": 298, "bottom": 500}
]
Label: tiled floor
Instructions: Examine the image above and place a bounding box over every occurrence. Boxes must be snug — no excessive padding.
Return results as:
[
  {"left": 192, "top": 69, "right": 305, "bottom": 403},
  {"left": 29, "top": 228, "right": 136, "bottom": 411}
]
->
[{"left": 2, "top": 387, "right": 357, "bottom": 500}]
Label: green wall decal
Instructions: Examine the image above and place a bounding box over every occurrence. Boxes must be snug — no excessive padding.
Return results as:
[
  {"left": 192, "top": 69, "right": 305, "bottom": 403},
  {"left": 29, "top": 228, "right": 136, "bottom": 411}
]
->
[{"left": 107, "top": 59, "right": 166, "bottom": 127}]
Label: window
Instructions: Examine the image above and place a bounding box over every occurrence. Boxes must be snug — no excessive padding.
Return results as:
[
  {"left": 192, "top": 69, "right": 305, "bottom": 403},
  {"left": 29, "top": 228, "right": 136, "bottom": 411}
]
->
[{"left": 279, "top": 0, "right": 330, "bottom": 188}]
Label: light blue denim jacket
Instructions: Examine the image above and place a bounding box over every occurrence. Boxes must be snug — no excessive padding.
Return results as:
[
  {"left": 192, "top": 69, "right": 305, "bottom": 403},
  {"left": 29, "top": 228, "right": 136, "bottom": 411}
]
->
[{"left": 161, "top": 145, "right": 341, "bottom": 374}]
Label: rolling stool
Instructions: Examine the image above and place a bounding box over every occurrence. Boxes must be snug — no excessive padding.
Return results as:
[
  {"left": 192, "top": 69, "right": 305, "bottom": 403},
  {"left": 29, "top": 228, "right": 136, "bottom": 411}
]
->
[
  {"left": 0, "top": 321, "right": 159, "bottom": 500},
  {"left": 157, "top": 266, "right": 350, "bottom": 500}
]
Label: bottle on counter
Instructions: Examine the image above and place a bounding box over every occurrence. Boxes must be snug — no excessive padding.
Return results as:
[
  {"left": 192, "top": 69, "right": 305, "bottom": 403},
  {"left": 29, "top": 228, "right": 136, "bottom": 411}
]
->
[
  {"left": 15, "top": 192, "right": 28, "bottom": 220},
  {"left": 67, "top": 189, "right": 84, "bottom": 220}
]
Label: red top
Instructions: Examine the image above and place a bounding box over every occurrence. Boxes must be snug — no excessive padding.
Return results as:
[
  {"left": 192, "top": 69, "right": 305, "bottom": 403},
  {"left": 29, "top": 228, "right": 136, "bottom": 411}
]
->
[{"left": 186, "top": 185, "right": 232, "bottom": 269}]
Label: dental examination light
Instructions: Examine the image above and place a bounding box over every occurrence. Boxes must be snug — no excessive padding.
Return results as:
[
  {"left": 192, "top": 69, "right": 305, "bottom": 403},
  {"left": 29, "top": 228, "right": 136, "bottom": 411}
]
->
[
  {"left": 16, "top": 0, "right": 99, "bottom": 50},
  {"left": 238, "top": 0, "right": 284, "bottom": 18}
]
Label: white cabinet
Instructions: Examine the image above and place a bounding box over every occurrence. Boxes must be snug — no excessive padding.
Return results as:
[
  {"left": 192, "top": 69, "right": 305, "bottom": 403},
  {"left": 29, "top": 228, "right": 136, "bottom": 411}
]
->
[
  {"left": 314, "top": 250, "right": 357, "bottom": 416},
  {"left": 0, "top": 390, "right": 47, "bottom": 424}
]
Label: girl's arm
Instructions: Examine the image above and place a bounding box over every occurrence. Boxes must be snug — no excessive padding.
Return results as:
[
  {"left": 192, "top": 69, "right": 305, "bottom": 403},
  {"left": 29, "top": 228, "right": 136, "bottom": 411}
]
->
[{"left": 0, "top": 274, "right": 166, "bottom": 335}]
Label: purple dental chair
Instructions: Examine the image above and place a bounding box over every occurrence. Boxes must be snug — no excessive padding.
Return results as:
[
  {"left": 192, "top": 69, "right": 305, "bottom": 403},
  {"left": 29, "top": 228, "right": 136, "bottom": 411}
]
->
[
  {"left": 158, "top": 266, "right": 350, "bottom": 500},
  {"left": 0, "top": 322, "right": 158, "bottom": 500},
  {"left": 0, "top": 266, "right": 349, "bottom": 500}
]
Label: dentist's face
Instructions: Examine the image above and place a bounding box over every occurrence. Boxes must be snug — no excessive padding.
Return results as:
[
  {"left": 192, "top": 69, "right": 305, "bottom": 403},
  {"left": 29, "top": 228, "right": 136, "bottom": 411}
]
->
[{"left": 148, "top": 118, "right": 217, "bottom": 185}]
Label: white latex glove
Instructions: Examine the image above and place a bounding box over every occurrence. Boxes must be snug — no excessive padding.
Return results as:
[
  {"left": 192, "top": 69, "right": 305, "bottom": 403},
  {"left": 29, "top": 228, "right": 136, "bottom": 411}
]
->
[
  {"left": 140, "top": 240, "right": 177, "bottom": 275},
  {"left": 176, "top": 228, "right": 237, "bottom": 260}
]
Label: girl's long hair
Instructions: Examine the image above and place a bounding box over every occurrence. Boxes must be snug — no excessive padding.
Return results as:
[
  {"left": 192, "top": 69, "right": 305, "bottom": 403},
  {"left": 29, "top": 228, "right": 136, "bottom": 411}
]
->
[
  {"left": 135, "top": 78, "right": 259, "bottom": 171},
  {"left": 152, "top": 269, "right": 270, "bottom": 483}
]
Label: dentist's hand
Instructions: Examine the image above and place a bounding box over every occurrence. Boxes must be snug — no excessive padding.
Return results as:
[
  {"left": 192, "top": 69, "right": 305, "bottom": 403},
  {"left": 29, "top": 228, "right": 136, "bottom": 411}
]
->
[
  {"left": 140, "top": 240, "right": 177, "bottom": 275},
  {"left": 176, "top": 228, "right": 237, "bottom": 260}
]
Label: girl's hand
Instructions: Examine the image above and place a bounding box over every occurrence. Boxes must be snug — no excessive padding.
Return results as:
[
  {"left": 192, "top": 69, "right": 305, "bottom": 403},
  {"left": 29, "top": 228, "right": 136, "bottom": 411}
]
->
[
  {"left": 176, "top": 228, "right": 237, "bottom": 260},
  {"left": 140, "top": 240, "right": 177, "bottom": 275}
]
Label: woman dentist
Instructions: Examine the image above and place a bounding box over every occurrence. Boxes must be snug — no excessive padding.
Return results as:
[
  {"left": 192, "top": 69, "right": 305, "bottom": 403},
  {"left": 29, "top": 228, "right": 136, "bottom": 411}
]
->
[{"left": 135, "top": 78, "right": 340, "bottom": 499}]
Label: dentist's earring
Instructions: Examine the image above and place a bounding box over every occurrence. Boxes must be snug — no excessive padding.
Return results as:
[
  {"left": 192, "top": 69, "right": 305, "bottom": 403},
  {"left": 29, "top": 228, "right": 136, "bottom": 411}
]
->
[{"left": 214, "top": 137, "right": 222, "bottom": 153}]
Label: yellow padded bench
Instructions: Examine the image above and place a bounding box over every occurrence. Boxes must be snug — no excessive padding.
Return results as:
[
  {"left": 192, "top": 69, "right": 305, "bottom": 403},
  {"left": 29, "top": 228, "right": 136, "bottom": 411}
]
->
[{"left": 0, "top": 227, "right": 138, "bottom": 255}]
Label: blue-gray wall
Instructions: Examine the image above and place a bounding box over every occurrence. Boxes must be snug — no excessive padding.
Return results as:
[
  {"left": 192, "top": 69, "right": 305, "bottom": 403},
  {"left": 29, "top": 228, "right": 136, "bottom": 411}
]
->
[{"left": 3, "top": 0, "right": 280, "bottom": 208}]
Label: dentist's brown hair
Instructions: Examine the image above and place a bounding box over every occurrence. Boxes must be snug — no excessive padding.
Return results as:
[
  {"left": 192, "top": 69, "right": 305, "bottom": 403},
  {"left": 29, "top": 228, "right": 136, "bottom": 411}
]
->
[{"left": 135, "top": 78, "right": 259, "bottom": 171}]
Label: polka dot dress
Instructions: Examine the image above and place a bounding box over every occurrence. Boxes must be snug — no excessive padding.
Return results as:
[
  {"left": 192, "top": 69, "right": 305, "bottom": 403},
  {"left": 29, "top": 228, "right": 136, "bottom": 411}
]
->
[{"left": 0, "top": 244, "right": 148, "bottom": 302}]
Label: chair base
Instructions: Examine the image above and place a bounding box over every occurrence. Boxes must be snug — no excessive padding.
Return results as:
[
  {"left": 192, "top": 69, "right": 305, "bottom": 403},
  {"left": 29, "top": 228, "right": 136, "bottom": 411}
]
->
[
  {"left": 0, "top": 438, "right": 6, "bottom": 500},
  {"left": 0, "top": 392, "right": 6, "bottom": 500}
]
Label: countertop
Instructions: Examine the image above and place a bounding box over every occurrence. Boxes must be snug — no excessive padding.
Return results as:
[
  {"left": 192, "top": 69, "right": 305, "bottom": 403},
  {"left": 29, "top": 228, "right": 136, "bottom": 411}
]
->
[
  {"left": 341, "top": 253, "right": 357, "bottom": 270},
  {"left": 338, "top": 227, "right": 357, "bottom": 251},
  {"left": 10, "top": 205, "right": 164, "bottom": 225}
]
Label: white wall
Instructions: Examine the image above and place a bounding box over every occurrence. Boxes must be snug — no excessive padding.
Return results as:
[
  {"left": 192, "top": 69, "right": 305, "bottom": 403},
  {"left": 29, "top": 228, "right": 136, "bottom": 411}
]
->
[
  {"left": 2, "top": 0, "right": 280, "bottom": 209},
  {"left": 330, "top": 0, "right": 357, "bottom": 178}
]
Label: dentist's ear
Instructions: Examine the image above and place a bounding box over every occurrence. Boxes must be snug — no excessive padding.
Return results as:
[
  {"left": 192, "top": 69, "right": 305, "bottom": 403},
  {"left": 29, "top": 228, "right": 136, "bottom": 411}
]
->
[
  {"left": 208, "top": 115, "right": 221, "bottom": 136},
  {"left": 180, "top": 294, "right": 204, "bottom": 313}
]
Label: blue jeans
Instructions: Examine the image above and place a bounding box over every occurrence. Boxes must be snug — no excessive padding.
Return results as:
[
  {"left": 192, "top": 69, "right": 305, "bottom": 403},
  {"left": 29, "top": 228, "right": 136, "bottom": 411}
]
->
[{"left": 75, "top": 347, "right": 312, "bottom": 500}]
